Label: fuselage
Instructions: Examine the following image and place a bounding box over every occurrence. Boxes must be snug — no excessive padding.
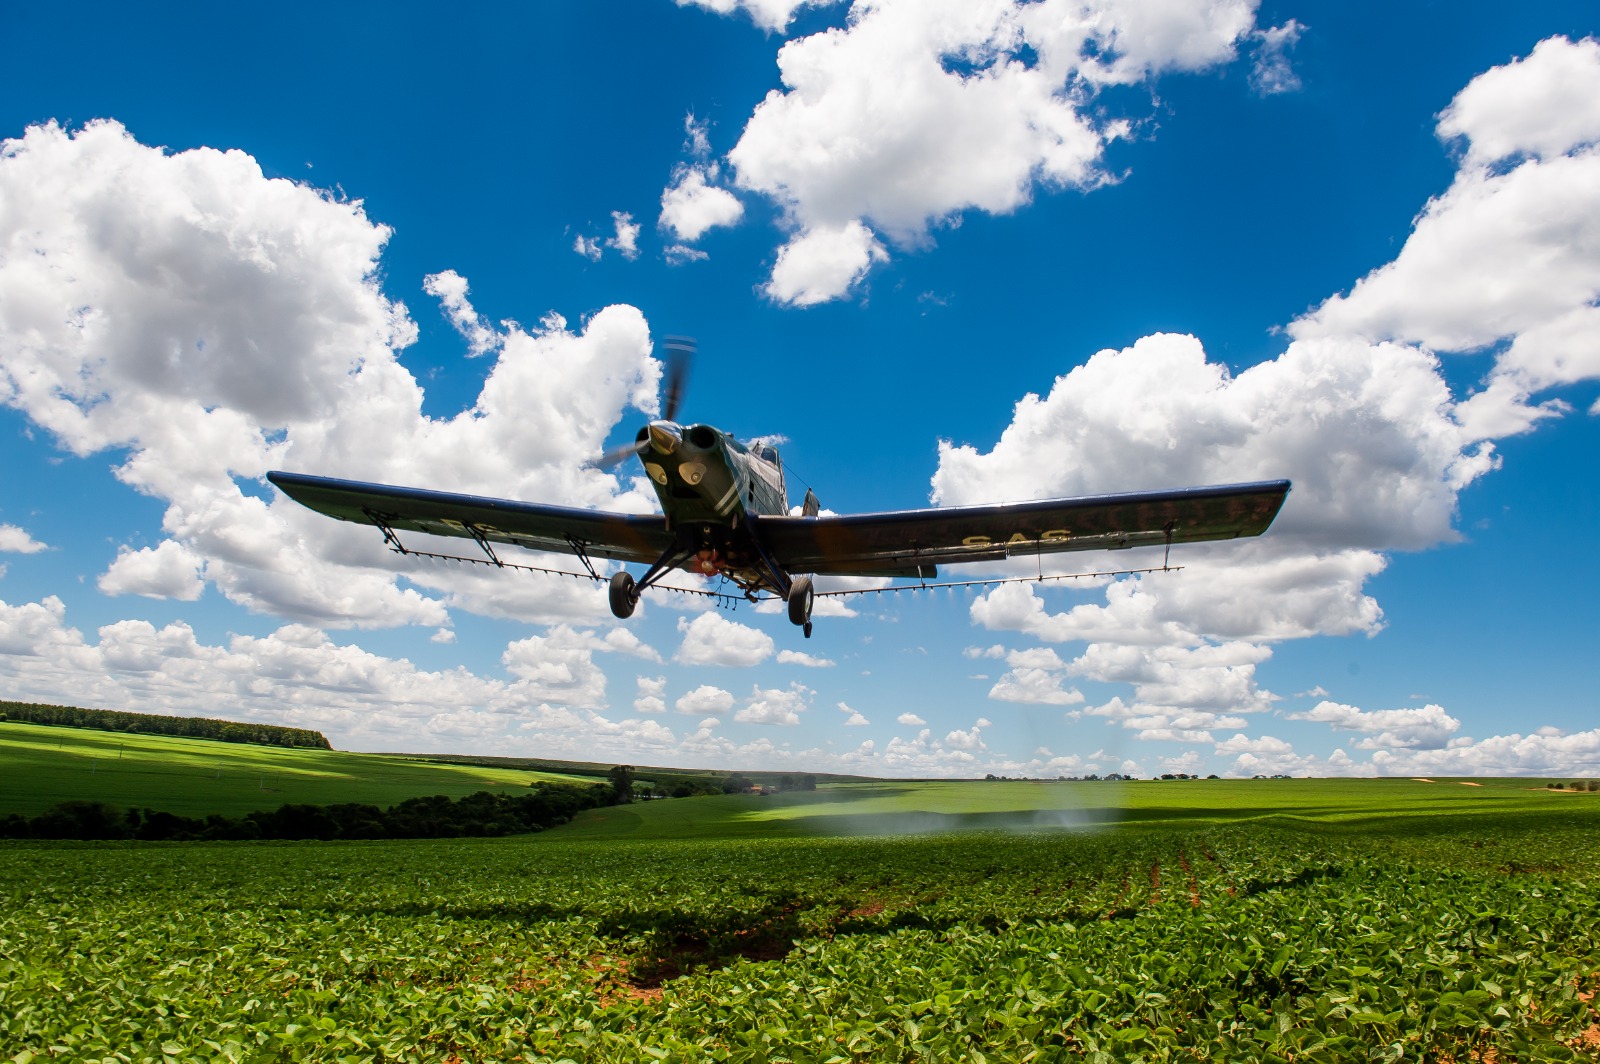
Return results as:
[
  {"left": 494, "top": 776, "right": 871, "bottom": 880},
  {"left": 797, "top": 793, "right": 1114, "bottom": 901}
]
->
[{"left": 632, "top": 420, "right": 788, "bottom": 583}]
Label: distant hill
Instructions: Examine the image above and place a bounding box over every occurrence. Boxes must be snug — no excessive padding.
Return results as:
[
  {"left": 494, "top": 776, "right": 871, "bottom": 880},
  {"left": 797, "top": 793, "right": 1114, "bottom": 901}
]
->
[
  {"left": 0, "top": 721, "right": 588, "bottom": 818},
  {"left": 1, "top": 699, "right": 331, "bottom": 750},
  {"left": 392, "top": 752, "right": 881, "bottom": 790}
]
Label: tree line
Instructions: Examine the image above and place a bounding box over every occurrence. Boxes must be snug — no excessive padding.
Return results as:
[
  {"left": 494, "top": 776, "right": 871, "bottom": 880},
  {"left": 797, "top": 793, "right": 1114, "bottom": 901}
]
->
[
  {"left": 0, "top": 783, "right": 613, "bottom": 842},
  {"left": 0, "top": 700, "right": 332, "bottom": 750}
]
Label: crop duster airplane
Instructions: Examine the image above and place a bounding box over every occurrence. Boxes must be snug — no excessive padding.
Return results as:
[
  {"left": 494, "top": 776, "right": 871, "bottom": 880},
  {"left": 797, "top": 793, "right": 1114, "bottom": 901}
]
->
[{"left": 269, "top": 339, "right": 1289, "bottom": 639}]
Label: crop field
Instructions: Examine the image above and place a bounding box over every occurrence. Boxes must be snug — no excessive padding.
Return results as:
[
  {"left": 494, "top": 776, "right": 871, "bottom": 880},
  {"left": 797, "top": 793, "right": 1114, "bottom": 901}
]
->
[
  {"left": 0, "top": 722, "right": 593, "bottom": 818},
  {"left": 4, "top": 779, "right": 1599, "bottom": 1062}
]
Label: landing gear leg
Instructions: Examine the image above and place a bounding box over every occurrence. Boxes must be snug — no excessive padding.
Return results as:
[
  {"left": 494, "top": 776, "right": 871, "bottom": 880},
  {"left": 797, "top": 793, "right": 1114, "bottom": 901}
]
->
[
  {"left": 803, "top": 622, "right": 813, "bottom": 639},
  {"left": 608, "top": 542, "right": 696, "bottom": 621}
]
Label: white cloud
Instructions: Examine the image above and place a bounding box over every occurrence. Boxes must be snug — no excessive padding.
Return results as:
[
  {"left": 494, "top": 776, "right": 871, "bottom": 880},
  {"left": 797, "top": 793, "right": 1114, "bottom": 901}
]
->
[
  {"left": 676, "top": 0, "right": 829, "bottom": 33},
  {"left": 674, "top": 612, "right": 776, "bottom": 666},
  {"left": 574, "top": 234, "right": 602, "bottom": 261},
  {"left": 634, "top": 675, "right": 668, "bottom": 714},
  {"left": 728, "top": 0, "right": 1261, "bottom": 303},
  {"left": 664, "top": 244, "right": 710, "bottom": 264},
  {"left": 896, "top": 711, "right": 926, "bottom": 726},
  {"left": 608, "top": 211, "right": 641, "bottom": 260},
  {"left": 97, "top": 540, "right": 205, "bottom": 601},
  {"left": 1436, "top": 36, "right": 1600, "bottom": 169},
  {"left": 762, "top": 222, "right": 887, "bottom": 306},
  {"left": 500, "top": 626, "right": 612, "bottom": 709},
  {"left": 778, "top": 648, "right": 835, "bottom": 667},
  {"left": 988, "top": 667, "right": 1083, "bottom": 705},
  {"left": 943, "top": 719, "right": 988, "bottom": 751},
  {"left": 660, "top": 166, "right": 745, "bottom": 243},
  {"left": 1368, "top": 728, "right": 1600, "bottom": 777},
  {"left": 1248, "top": 20, "right": 1303, "bottom": 95},
  {"left": 0, "top": 120, "right": 667, "bottom": 631},
  {"left": 430, "top": 628, "right": 456, "bottom": 644},
  {"left": 675, "top": 683, "right": 735, "bottom": 716},
  {"left": 735, "top": 681, "right": 810, "bottom": 725},
  {"left": 1292, "top": 37, "right": 1600, "bottom": 443},
  {"left": 0, "top": 594, "right": 687, "bottom": 756},
  {"left": 0, "top": 524, "right": 49, "bottom": 554},
  {"left": 1291, "top": 699, "right": 1462, "bottom": 751},
  {"left": 1212, "top": 727, "right": 1600, "bottom": 778},
  {"left": 837, "top": 700, "right": 869, "bottom": 726},
  {"left": 422, "top": 269, "right": 500, "bottom": 357}
]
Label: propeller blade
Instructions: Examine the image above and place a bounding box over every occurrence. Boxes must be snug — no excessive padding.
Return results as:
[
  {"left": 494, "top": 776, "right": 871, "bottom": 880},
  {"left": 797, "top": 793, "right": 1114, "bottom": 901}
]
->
[
  {"left": 660, "top": 335, "right": 694, "bottom": 424},
  {"left": 597, "top": 437, "right": 648, "bottom": 467}
]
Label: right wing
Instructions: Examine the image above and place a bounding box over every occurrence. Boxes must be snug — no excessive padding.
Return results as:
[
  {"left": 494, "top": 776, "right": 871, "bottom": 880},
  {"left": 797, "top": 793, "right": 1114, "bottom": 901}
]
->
[
  {"left": 753, "top": 481, "right": 1291, "bottom": 577},
  {"left": 266, "top": 471, "right": 674, "bottom": 565}
]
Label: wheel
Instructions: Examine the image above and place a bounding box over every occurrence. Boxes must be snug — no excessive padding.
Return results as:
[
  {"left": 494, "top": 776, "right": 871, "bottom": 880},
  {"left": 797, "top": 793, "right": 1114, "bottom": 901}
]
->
[
  {"left": 803, "top": 621, "right": 813, "bottom": 639},
  {"left": 609, "top": 571, "right": 638, "bottom": 619},
  {"left": 787, "top": 575, "right": 814, "bottom": 626}
]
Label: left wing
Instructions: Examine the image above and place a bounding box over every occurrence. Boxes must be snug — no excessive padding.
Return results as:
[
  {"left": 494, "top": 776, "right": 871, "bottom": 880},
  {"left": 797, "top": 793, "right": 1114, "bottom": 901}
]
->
[
  {"left": 266, "top": 471, "right": 674, "bottom": 565},
  {"left": 751, "top": 480, "right": 1291, "bottom": 577}
]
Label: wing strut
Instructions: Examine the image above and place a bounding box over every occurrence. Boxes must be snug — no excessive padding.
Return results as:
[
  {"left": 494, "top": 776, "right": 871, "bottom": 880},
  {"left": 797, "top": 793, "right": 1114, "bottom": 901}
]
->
[
  {"left": 362, "top": 508, "right": 410, "bottom": 555},
  {"left": 466, "top": 524, "right": 503, "bottom": 567},
  {"left": 564, "top": 534, "right": 600, "bottom": 580}
]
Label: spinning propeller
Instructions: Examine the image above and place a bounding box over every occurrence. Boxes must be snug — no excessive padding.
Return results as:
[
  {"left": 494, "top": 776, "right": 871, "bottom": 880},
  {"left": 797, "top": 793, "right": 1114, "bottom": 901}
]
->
[{"left": 598, "top": 336, "right": 695, "bottom": 467}]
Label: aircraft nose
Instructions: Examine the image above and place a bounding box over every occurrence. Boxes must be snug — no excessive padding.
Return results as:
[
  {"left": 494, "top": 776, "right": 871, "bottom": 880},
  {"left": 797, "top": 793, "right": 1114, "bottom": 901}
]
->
[{"left": 647, "top": 420, "right": 681, "bottom": 455}]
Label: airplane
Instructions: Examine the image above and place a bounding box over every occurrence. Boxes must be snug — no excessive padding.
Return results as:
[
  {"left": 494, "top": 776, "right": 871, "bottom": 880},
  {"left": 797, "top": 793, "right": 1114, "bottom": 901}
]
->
[{"left": 268, "top": 339, "right": 1290, "bottom": 639}]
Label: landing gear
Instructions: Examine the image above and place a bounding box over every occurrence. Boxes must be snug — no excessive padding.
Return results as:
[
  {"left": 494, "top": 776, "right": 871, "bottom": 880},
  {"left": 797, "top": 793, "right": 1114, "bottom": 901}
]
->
[
  {"left": 609, "top": 571, "right": 638, "bottom": 619},
  {"left": 787, "top": 576, "right": 814, "bottom": 637}
]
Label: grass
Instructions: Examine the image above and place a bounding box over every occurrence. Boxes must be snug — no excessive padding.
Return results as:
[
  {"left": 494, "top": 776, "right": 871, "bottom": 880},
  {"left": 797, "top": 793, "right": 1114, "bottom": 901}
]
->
[{"left": 0, "top": 721, "right": 596, "bottom": 817}]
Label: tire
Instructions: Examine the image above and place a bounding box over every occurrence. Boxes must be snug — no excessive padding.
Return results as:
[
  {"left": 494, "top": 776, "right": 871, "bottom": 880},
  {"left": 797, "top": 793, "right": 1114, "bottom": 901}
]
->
[
  {"left": 787, "top": 575, "right": 814, "bottom": 626},
  {"left": 609, "top": 571, "right": 638, "bottom": 619}
]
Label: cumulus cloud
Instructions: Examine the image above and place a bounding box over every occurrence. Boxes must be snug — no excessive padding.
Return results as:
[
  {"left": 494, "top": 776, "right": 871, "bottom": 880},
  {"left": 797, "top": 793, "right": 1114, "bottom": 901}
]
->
[
  {"left": 675, "top": 612, "right": 776, "bottom": 666},
  {"left": 608, "top": 211, "right": 641, "bottom": 259},
  {"left": 97, "top": 540, "right": 206, "bottom": 601},
  {"left": 1293, "top": 35, "right": 1600, "bottom": 439},
  {"left": 0, "top": 525, "right": 48, "bottom": 554},
  {"left": 736, "top": 681, "right": 811, "bottom": 725},
  {"left": 422, "top": 269, "right": 501, "bottom": 357},
  {"left": 763, "top": 222, "right": 887, "bottom": 306},
  {"left": 0, "top": 594, "right": 679, "bottom": 757},
  {"left": 675, "top": 683, "right": 736, "bottom": 716},
  {"left": 0, "top": 120, "right": 665, "bottom": 631},
  {"left": 727, "top": 0, "right": 1261, "bottom": 303},
  {"left": 676, "top": 0, "right": 829, "bottom": 33},
  {"left": 660, "top": 165, "right": 745, "bottom": 243},
  {"left": 1211, "top": 727, "right": 1600, "bottom": 778},
  {"left": 778, "top": 648, "right": 835, "bottom": 667},
  {"left": 896, "top": 711, "right": 926, "bottom": 726},
  {"left": 1291, "top": 699, "right": 1462, "bottom": 750},
  {"left": 634, "top": 675, "right": 668, "bottom": 714},
  {"left": 837, "top": 700, "right": 869, "bottom": 726}
]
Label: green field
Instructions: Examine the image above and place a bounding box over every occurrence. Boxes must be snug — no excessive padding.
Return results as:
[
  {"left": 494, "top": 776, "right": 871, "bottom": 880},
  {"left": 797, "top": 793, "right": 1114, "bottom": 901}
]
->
[
  {"left": 0, "top": 722, "right": 596, "bottom": 817},
  {"left": 565, "top": 775, "right": 1579, "bottom": 839},
  {"left": 5, "top": 766, "right": 1600, "bottom": 1061}
]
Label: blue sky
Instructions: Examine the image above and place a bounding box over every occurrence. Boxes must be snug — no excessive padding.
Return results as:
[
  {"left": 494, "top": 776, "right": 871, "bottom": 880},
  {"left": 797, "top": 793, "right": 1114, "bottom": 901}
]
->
[{"left": 2, "top": 0, "right": 1597, "bottom": 777}]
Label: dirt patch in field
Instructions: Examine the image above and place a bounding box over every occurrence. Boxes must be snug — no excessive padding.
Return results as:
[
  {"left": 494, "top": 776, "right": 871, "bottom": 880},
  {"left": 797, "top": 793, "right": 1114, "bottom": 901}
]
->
[
  {"left": 1458, "top": 781, "right": 1483, "bottom": 787},
  {"left": 1412, "top": 777, "right": 1436, "bottom": 783}
]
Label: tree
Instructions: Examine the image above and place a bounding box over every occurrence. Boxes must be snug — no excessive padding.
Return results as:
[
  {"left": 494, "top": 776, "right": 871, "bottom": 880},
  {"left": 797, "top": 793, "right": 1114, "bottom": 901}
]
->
[{"left": 608, "top": 764, "right": 635, "bottom": 804}]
